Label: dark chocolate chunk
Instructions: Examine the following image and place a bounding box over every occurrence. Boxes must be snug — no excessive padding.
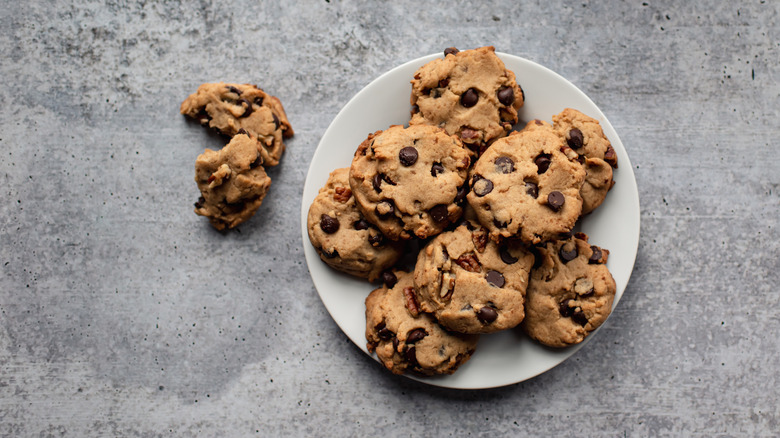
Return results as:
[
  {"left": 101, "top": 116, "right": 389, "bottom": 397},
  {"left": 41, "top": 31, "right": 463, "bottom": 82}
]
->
[
  {"left": 547, "top": 191, "right": 565, "bottom": 212},
  {"left": 525, "top": 181, "right": 538, "bottom": 198},
  {"left": 461, "top": 88, "right": 479, "bottom": 108},
  {"left": 567, "top": 128, "right": 584, "bottom": 149},
  {"left": 499, "top": 247, "right": 518, "bottom": 264},
  {"left": 589, "top": 246, "right": 603, "bottom": 264},
  {"left": 377, "top": 323, "right": 394, "bottom": 341},
  {"left": 559, "top": 243, "right": 578, "bottom": 263},
  {"left": 455, "top": 182, "right": 469, "bottom": 203},
  {"left": 535, "top": 154, "right": 552, "bottom": 174},
  {"left": 485, "top": 270, "right": 505, "bottom": 288},
  {"left": 368, "top": 232, "right": 385, "bottom": 246},
  {"left": 431, "top": 162, "right": 444, "bottom": 177},
  {"left": 495, "top": 156, "right": 515, "bottom": 174},
  {"left": 238, "top": 98, "right": 253, "bottom": 118},
  {"left": 372, "top": 174, "right": 384, "bottom": 192},
  {"left": 571, "top": 310, "right": 588, "bottom": 326},
  {"left": 444, "top": 47, "right": 459, "bottom": 57},
  {"left": 476, "top": 306, "right": 498, "bottom": 324},
  {"left": 472, "top": 177, "right": 493, "bottom": 197},
  {"left": 406, "top": 328, "right": 427, "bottom": 344},
  {"left": 558, "top": 299, "right": 574, "bottom": 317},
  {"left": 253, "top": 96, "right": 264, "bottom": 106},
  {"left": 227, "top": 85, "right": 241, "bottom": 95},
  {"left": 320, "top": 214, "right": 339, "bottom": 234},
  {"left": 429, "top": 205, "right": 449, "bottom": 223},
  {"left": 497, "top": 87, "right": 515, "bottom": 106},
  {"left": 382, "top": 271, "right": 397, "bottom": 288},
  {"left": 399, "top": 146, "right": 418, "bottom": 166},
  {"left": 353, "top": 219, "right": 370, "bottom": 230}
]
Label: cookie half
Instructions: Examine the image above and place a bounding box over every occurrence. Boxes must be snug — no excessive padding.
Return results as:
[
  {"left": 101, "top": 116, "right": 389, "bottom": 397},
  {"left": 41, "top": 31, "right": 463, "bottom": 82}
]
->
[
  {"left": 410, "top": 46, "right": 524, "bottom": 156},
  {"left": 180, "top": 82, "right": 293, "bottom": 166},
  {"left": 194, "top": 134, "right": 271, "bottom": 230},
  {"left": 551, "top": 108, "right": 618, "bottom": 215},
  {"left": 413, "top": 220, "right": 534, "bottom": 334},
  {"left": 349, "top": 124, "right": 470, "bottom": 240},
  {"left": 522, "top": 233, "right": 616, "bottom": 347},
  {"left": 466, "top": 125, "right": 585, "bottom": 244},
  {"left": 365, "top": 271, "right": 478, "bottom": 376},
  {"left": 307, "top": 168, "right": 404, "bottom": 281}
]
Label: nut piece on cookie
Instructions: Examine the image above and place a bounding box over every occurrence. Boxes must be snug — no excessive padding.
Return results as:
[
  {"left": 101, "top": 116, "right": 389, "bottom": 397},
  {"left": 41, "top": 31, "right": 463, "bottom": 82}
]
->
[
  {"left": 194, "top": 133, "right": 271, "bottom": 230},
  {"left": 413, "top": 219, "right": 535, "bottom": 334},
  {"left": 307, "top": 168, "right": 404, "bottom": 282},
  {"left": 180, "top": 82, "right": 293, "bottom": 166},
  {"left": 466, "top": 124, "right": 585, "bottom": 245},
  {"left": 365, "top": 270, "right": 478, "bottom": 376},
  {"left": 551, "top": 108, "right": 617, "bottom": 215},
  {"left": 522, "top": 233, "right": 616, "bottom": 348},
  {"left": 349, "top": 124, "right": 471, "bottom": 240},
  {"left": 410, "top": 46, "right": 524, "bottom": 156}
]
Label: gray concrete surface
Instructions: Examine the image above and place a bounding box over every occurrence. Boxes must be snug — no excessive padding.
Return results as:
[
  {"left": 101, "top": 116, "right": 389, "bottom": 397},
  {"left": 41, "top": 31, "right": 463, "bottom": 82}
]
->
[{"left": 1, "top": 0, "right": 778, "bottom": 436}]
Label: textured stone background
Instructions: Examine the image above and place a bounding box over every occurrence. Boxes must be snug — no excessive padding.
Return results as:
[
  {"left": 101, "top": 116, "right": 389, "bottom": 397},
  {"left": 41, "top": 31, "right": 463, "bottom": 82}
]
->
[{"left": 1, "top": 0, "right": 778, "bottom": 436}]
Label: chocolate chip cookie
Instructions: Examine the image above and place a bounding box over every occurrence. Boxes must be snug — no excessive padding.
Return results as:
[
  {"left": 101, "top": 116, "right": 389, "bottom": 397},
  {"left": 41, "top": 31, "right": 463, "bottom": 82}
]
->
[
  {"left": 180, "top": 82, "right": 293, "bottom": 166},
  {"left": 466, "top": 125, "right": 585, "bottom": 245},
  {"left": 194, "top": 133, "right": 271, "bottom": 230},
  {"left": 523, "top": 233, "right": 616, "bottom": 348},
  {"left": 349, "top": 124, "right": 471, "bottom": 240},
  {"left": 410, "top": 46, "right": 524, "bottom": 156},
  {"left": 307, "top": 168, "right": 404, "bottom": 281},
  {"left": 413, "top": 220, "right": 535, "bottom": 334},
  {"left": 551, "top": 108, "right": 618, "bottom": 215},
  {"left": 365, "top": 270, "right": 478, "bottom": 375}
]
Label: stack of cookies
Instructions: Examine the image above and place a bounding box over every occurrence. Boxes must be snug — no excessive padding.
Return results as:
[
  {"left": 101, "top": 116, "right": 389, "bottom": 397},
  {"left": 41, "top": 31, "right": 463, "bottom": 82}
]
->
[
  {"left": 306, "top": 46, "right": 619, "bottom": 376},
  {"left": 181, "top": 83, "right": 294, "bottom": 230}
]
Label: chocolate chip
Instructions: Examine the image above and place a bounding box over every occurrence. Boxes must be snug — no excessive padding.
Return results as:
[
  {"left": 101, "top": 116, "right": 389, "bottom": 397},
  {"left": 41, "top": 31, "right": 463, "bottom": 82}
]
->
[
  {"left": 567, "top": 128, "right": 584, "bottom": 149},
  {"left": 411, "top": 104, "right": 419, "bottom": 114},
  {"left": 353, "top": 219, "right": 370, "bottom": 230},
  {"left": 589, "top": 246, "right": 603, "bottom": 264},
  {"left": 227, "top": 85, "right": 241, "bottom": 95},
  {"left": 393, "top": 337, "right": 399, "bottom": 351},
  {"left": 494, "top": 156, "right": 515, "bottom": 174},
  {"left": 372, "top": 174, "right": 384, "bottom": 192},
  {"left": 405, "top": 346, "right": 418, "bottom": 365},
  {"left": 272, "top": 113, "right": 280, "bottom": 130},
  {"left": 461, "top": 88, "right": 479, "bottom": 108},
  {"left": 376, "top": 323, "right": 394, "bottom": 341},
  {"left": 320, "top": 214, "right": 339, "bottom": 234},
  {"left": 250, "top": 153, "right": 262, "bottom": 168},
  {"left": 476, "top": 306, "right": 498, "bottom": 324},
  {"left": 406, "top": 328, "right": 427, "bottom": 344},
  {"left": 237, "top": 98, "right": 253, "bottom": 118},
  {"left": 399, "top": 146, "right": 418, "bottom": 166},
  {"left": 455, "top": 183, "right": 469, "bottom": 203},
  {"left": 253, "top": 96, "right": 264, "bottom": 106},
  {"left": 485, "top": 270, "right": 505, "bottom": 288},
  {"left": 525, "top": 181, "right": 538, "bottom": 198},
  {"left": 547, "top": 191, "right": 565, "bottom": 212},
  {"left": 323, "top": 249, "right": 339, "bottom": 259},
  {"left": 604, "top": 145, "right": 618, "bottom": 168},
  {"left": 499, "top": 247, "right": 518, "bottom": 264},
  {"left": 444, "top": 47, "right": 459, "bottom": 57},
  {"left": 472, "top": 177, "right": 493, "bottom": 197},
  {"left": 438, "top": 78, "right": 450, "bottom": 88},
  {"left": 559, "top": 243, "right": 578, "bottom": 263},
  {"left": 571, "top": 310, "right": 588, "bottom": 326},
  {"left": 196, "top": 109, "right": 211, "bottom": 125},
  {"left": 431, "top": 162, "right": 444, "bottom": 177},
  {"left": 430, "top": 204, "right": 449, "bottom": 223},
  {"left": 497, "top": 87, "right": 515, "bottom": 106},
  {"left": 194, "top": 196, "right": 205, "bottom": 209},
  {"left": 558, "top": 299, "right": 574, "bottom": 317},
  {"left": 382, "top": 271, "right": 397, "bottom": 288},
  {"left": 368, "top": 232, "right": 385, "bottom": 246},
  {"left": 535, "top": 154, "right": 552, "bottom": 174}
]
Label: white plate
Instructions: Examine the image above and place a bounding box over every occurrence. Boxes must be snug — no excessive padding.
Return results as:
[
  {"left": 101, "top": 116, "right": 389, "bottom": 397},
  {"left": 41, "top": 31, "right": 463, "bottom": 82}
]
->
[{"left": 300, "top": 52, "right": 640, "bottom": 389}]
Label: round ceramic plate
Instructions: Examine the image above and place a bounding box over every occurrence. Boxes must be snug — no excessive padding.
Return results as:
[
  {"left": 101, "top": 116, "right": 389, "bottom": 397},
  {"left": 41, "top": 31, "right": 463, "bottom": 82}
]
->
[{"left": 300, "top": 52, "right": 640, "bottom": 389}]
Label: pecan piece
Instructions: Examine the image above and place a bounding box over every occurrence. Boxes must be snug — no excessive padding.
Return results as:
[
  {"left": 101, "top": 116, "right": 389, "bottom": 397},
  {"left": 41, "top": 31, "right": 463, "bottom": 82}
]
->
[
  {"left": 333, "top": 187, "right": 352, "bottom": 203},
  {"left": 471, "top": 228, "right": 488, "bottom": 253},
  {"left": 454, "top": 252, "right": 481, "bottom": 273},
  {"left": 403, "top": 287, "right": 420, "bottom": 317}
]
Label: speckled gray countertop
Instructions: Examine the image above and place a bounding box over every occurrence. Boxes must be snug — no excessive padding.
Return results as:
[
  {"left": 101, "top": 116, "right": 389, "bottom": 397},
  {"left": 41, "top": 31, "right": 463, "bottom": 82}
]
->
[{"left": 1, "top": 1, "right": 778, "bottom": 436}]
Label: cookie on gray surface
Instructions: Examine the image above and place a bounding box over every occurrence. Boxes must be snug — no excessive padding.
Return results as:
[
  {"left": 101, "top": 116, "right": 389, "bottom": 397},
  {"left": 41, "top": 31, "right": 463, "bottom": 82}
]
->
[
  {"left": 307, "top": 168, "right": 404, "bottom": 282},
  {"left": 349, "top": 124, "right": 470, "bottom": 240},
  {"left": 413, "top": 219, "right": 535, "bottom": 334},
  {"left": 194, "top": 134, "right": 271, "bottom": 230},
  {"left": 551, "top": 108, "right": 618, "bottom": 215},
  {"left": 181, "top": 82, "right": 293, "bottom": 166},
  {"left": 523, "top": 233, "right": 616, "bottom": 348},
  {"left": 410, "top": 46, "right": 524, "bottom": 156},
  {"left": 365, "top": 270, "right": 478, "bottom": 375},
  {"left": 466, "top": 124, "right": 585, "bottom": 245}
]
